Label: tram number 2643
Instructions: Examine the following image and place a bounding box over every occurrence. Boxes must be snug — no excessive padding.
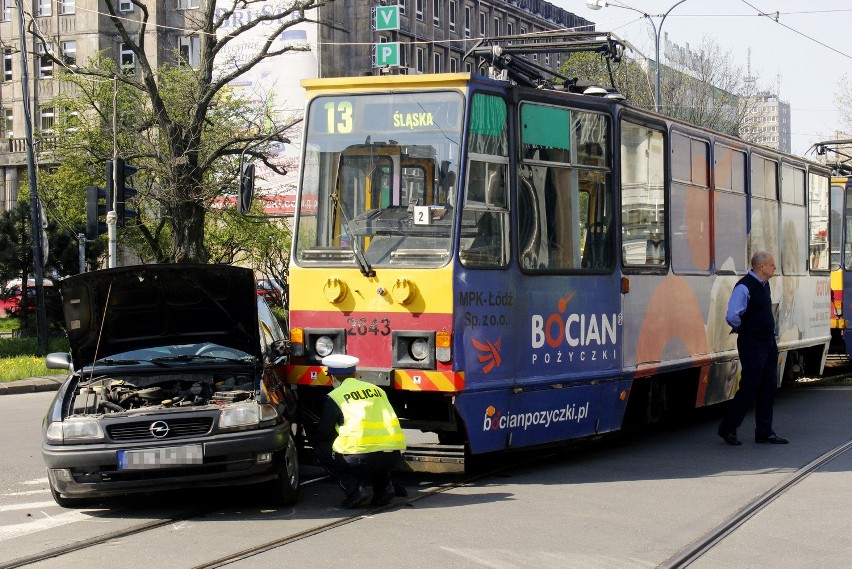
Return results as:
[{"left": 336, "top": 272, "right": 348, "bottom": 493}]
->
[{"left": 346, "top": 317, "right": 391, "bottom": 336}]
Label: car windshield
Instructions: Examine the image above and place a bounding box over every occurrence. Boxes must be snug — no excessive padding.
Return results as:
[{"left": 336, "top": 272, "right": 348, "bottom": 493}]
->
[{"left": 91, "top": 343, "right": 256, "bottom": 367}]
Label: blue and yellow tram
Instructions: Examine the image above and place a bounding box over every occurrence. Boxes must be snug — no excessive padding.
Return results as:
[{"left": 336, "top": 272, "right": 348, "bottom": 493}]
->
[
  {"left": 284, "top": 42, "right": 832, "bottom": 465},
  {"left": 827, "top": 175, "right": 852, "bottom": 356}
]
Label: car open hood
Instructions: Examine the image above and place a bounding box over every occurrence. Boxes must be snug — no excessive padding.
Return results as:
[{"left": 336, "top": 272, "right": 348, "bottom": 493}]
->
[{"left": 60, "top": 264, "right": 261, "bottom": 369}]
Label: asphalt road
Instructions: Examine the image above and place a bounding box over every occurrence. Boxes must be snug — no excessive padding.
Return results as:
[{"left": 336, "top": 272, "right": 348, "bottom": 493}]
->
[{"left": 0, "top": 384, "right": 849, "bottom": 568}]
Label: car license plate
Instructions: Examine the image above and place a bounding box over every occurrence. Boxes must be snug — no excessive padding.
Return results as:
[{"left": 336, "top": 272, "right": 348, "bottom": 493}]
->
[{"left": 117, "top": 444, "right": 203, "bottom": 470}]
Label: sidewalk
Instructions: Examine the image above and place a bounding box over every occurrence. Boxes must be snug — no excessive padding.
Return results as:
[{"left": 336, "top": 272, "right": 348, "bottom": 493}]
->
[{"left": 0, "top": 375, "right": 64, "bottom": 396}]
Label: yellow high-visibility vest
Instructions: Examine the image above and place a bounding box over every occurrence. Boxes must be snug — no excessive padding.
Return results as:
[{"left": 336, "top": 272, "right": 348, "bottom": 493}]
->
[{"left": 328, "top": 377, "right": 407, "bottom": 454}]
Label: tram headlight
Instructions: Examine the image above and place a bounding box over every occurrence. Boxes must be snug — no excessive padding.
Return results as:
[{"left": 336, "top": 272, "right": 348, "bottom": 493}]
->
[
  {"left": 303, "top": 328, "right": 346, "bottom": 364},
  {"left": 315, "top": 336, "right": 335, "bottom": 357},
  {"left": 392, "top": 331, "right": 435, "bottom": 369},
  {"left": 410, "top": 338, "right": 430, "bottom": 361}
]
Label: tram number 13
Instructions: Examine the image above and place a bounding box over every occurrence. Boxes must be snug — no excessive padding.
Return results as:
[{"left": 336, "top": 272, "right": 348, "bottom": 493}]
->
[
  {"left": 324, "top": 100, "right": 353, "bottom": 134},
  {"left": 346, "top": 317, "right": 391, "bottom": 336}
]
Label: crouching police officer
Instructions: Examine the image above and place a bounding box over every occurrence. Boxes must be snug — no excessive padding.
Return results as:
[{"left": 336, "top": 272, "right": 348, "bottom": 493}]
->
[{"left": 313, "top": 354, "right": 407, "bottom": 509}]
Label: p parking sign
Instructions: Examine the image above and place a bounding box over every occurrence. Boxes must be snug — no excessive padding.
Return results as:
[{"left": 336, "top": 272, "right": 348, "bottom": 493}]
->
[{"left": 374, "top": 42, "right": 400, "bottom": 67}]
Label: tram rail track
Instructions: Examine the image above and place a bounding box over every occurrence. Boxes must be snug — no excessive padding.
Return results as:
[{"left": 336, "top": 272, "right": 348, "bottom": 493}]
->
[
  {"left": 0, "top": 475, "right": 333, "bottom": 569},
  {"left": 1, "top": 408, "right": 848, "bottom": 568},
  {"left": 657, "top": 438, "right": 852, "bottom": 568},
  {"left": 189, "top": 450, "right": 559, "bottom": 569}
]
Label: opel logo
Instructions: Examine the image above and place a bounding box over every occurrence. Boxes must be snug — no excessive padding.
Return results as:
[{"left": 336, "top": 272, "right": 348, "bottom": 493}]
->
[{"left": 150, "top": 421, "right": 170, "bottom": 439}]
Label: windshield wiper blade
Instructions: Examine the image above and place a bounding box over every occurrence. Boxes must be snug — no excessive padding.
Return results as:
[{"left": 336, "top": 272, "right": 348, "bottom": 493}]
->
[
  {"left": 330, "top": 193, "right": 375, "bottom": 277},
  {"left": 150, "top": 354, "right": 254, "bottom": 365},
  {"left": 93, "top": 358, "right": 141, "bottom": 366}
]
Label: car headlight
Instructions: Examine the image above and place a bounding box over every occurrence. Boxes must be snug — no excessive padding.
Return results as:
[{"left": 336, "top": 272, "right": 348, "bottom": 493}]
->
[
  {"left": 315, "top": 335, "right": 334, "bottom": 357},
  {"left": 46, "top": 418, "right": 105, "bottom": 443},
  {"left": 219, "top": 403, "right": 278, "bottom": 429},
  {"left": 410, "top": 338, "right": 430, "bottom": 361}
]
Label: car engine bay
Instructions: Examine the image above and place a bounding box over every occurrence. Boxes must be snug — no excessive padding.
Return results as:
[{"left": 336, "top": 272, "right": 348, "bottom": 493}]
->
[{"left": 70, "top": 373, "right": 258, "bottom": 416}]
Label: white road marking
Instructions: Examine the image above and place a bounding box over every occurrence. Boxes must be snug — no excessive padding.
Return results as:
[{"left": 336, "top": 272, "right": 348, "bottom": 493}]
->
[
  {"left": 21, "top": 478, "right": 49, "bottom": 486},
  {"left": 0, "top": 501, "right": 56, "bottom": 513},
  {"left": 3, "top": 490, "right": 50, "bottom": 497},
  {"left": 0, "top": 508, "right": 92, "bottom": 542}
]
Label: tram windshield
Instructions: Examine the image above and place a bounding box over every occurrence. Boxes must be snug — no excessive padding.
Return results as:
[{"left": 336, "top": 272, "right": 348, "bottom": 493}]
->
[{"left": 295, "top": 91, "right": 463, "bottom": 269}]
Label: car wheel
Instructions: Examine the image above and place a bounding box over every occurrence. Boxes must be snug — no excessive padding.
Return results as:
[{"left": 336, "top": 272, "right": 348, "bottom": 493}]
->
[
  {"left": 49, "top": 483, "right": 92, "bottom": 509},
  {"left": 267, "top": 431, "right": 300, "bottom": 505}
]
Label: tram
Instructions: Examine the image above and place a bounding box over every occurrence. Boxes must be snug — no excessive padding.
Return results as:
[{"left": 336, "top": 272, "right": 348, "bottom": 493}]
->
[
  {"left": 284, "top": 32, "right": 832, "bottom": 469},
  {"left": 810, "top": 140, "right": 852, "bottom": 357},
  {"left": 829, "top": 176, "right": 850, "bottom": 354}
]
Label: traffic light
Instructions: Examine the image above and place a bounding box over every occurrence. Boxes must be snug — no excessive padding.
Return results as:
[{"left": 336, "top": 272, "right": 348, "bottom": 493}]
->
[
  {"left": 114, "top": 158, "right": 138, "bottom": 227},
  {"left": 85, "top": 185, "right": 109, "bottom": 240},
  {"left": 238, "top": 162, "right": 255, "bottom": 214}
]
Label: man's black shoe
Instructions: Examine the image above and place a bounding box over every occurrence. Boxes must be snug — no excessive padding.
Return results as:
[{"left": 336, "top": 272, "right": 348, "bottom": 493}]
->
[
  {"left": 371, "top": 486, "right": 395, "bottom": 507},
  {"left": 756, "top": 434, "right": 789, "bottom": 444},
  {"left": 341, "top": 485, "right": 373, "bottom": 509},
  {"left": 718, "top": 432, "right": 742, "bottom": 446}
]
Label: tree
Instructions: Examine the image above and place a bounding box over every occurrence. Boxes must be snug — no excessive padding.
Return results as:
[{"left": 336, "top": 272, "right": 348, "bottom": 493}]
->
[
  {"left": 558, "top": 37, "right": 761, "bottom": 136},
  {"left": 31, "top": 0, "right": 334, "bottom": 264},
  {"left": 662, "top": 37, "right": 760, "bottom": 137},
  {"left": 835, "top": 74, "right": 852, "bottom": 134},
  {"left": 206, "top": 202, "right": 291, "bottom": 309},
  {"left": 557, "top": 51, "right": 655, "bottom": 108}
]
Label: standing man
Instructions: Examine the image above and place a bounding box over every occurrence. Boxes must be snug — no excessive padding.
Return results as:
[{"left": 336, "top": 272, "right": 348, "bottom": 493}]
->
[
  {"left": 718, "top": 251, "right": 789, "bottom": 446},
  {"left": 313, "top": 354, "right": 407, "bottom": 508}
]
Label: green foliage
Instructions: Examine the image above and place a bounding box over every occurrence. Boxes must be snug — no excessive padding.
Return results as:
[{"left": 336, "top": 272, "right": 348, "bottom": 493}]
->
[
  {"left": 44, "top": 55, "right": 294, "bottom": 266},
  {"left": 558, "top": 40, "right": 753, "bottom": 136},
  {"left": 206, "top": 203, "right": 291, "bottom": 308},
  {"left": 0, "top": 334, "right": 69, "bottom": 358},
  {"left": 0, "top": 317, "right": 19, "bottom": 334},
  {"left": 0, "top": 356, "right": 66, "bottom": 383},
  {"left": 0, "top": 199, "right": 104, "bottom": 282},
  {"left": 558, "top": 52, "right": 655, "bottom": 109}
]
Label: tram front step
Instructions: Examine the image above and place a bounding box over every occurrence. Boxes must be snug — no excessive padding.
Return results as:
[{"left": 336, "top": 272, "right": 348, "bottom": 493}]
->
[{"left": 399, "top": 443, "right": 466, "bottom": 474}]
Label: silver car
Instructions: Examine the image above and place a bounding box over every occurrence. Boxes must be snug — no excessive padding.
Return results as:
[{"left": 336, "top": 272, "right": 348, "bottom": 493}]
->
[{"left": 42, "top": 264, "right": 299, "bottom": 507}]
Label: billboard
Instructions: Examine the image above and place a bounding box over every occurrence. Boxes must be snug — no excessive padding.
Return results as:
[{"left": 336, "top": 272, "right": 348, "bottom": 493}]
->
[{"left": 215, "top": 3, "right": 319, "bottom": 215}]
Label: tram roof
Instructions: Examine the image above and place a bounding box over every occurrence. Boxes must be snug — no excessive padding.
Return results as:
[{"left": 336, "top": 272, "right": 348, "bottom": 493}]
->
[{"left": 301, "top": 72, "right": 476, "bottom": 92}]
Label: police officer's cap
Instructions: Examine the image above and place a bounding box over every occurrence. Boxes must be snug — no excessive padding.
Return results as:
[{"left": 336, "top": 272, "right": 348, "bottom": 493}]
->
[{"left": 322, "top": 354, "right": 359, "bottom": 375}]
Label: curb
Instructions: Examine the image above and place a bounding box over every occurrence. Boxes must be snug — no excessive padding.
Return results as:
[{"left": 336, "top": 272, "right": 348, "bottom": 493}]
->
[{"left": 0, "top": 376, "right": 64, "bottom": 396}]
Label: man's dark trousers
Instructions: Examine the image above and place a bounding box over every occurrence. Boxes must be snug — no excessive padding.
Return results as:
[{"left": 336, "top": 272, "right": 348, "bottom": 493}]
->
[{"left": 719, "top": 334, "right": 778, "bottom": 439}]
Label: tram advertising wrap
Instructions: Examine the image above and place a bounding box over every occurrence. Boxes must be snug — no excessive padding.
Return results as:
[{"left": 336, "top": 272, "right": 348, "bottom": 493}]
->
[{"left": 283, "top": 57, "right": 832, "bottom": 467}]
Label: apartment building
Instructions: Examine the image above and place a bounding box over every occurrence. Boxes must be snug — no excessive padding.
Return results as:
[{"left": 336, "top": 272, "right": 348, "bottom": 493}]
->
[
  {"left": 321, "top": 0, "right": 593, "bottom": 78},
  {"left": 741, "top": 91, "right": 792, "bottom": 153},
  {"left": 0, "top": 0, "right": 200, "bottom": 211},
  {"left": 0, "top": 0, "right": 592, "bottom": 213}
]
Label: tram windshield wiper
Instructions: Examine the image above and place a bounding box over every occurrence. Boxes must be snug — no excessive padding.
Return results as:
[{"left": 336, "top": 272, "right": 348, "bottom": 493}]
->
[{"left": 330, "top": 192, "right": 376, "bottom": 277}]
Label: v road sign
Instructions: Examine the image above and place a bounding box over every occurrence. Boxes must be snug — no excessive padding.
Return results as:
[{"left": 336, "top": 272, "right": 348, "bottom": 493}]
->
[{"left": 374, "top": 5, "right": 400, "bottom": 31}]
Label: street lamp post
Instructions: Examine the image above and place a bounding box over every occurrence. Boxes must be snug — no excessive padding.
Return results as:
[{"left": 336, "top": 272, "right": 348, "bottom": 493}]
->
[{"left": 586, "top": 0, "right": 688, "bottom": 112}]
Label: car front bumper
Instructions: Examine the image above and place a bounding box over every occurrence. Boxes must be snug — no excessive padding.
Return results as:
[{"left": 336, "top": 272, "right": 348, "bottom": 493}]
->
[{"left": 43, "top": 424, "right": 291, "bottom": 498}]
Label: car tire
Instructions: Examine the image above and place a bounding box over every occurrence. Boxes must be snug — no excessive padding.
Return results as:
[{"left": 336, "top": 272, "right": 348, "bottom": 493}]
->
[
  {"left": 267, "top": 431, "right": 300, "bottom": 505},
  {"left": 49, "top": 483, "right": 93, "bottom": 509}
]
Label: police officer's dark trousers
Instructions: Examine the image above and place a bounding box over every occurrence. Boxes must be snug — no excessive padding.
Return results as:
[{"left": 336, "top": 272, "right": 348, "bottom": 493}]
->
[
  {"left": 314, "top": 444, "right": 400, "bottom": 498},
  {"left": 719, "top": 333, "right": 778, "bottom": 438}
]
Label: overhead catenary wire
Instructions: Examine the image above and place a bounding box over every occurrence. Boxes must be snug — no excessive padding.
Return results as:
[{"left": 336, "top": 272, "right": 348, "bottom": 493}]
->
[{"left": 738, "top": 0, "right": 852, "bottom": 60}]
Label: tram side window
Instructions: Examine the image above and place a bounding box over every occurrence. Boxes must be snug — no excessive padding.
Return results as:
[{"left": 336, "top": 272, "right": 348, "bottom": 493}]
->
[
  {"left": 714, "top": 144, "right": 747, "bottom": 274},
  {"left": 620, "top": 121, "right": 665, "bottom": 267},
  {"left": 829, "top": 182, "right": 843, "bottom": 270},
  {"left": 460, "top": 160, "right": 510, "bottom": 267},
  {"left": 670, "top": 133, "right": 710, "bottom": 273},
  {"left": 750, "top": 156, "right": 779, "bottom": 258},
  {"left": 517, "top": 103, "right": 612, "bottom": 272},
  {"left": 808, "top": 172, "right": 830, "bottom": 271},
  {"left": 780, "top": 164, "right": 807, "bottom": 276},
  {"left": 845, "top": 182, "right": 852, "bottom": 269},
  {"left": 460, "top": 92, "right": 509, "bottom": 268}
]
